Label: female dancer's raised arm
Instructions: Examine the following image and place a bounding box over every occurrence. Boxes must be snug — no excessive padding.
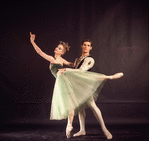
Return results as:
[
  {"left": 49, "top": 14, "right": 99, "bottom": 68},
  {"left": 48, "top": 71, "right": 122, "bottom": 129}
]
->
[{"left": 30, "top": 32, "right": 55, "bottom": 63}]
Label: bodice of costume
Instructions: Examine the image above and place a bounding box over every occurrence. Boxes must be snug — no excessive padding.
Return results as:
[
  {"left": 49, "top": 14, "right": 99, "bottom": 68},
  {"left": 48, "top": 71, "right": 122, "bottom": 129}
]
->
[{"left": 50, "top": 63, "right": 63, "bottom": 78}]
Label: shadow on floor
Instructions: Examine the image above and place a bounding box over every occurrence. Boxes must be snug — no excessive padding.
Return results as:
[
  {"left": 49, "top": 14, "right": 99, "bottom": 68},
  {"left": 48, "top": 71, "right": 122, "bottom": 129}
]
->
[{"left": 0, "top": 122, "right": 149, "bottom": 141}]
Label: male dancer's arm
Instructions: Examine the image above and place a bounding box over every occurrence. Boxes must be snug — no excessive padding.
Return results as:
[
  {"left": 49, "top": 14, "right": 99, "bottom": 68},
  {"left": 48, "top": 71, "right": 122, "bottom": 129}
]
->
[
  {"left": 79, "top": 57, "right": 94, "bottom": 70},
  {"left": 66, "top": 57, "right": 95, "bottom": 71}
]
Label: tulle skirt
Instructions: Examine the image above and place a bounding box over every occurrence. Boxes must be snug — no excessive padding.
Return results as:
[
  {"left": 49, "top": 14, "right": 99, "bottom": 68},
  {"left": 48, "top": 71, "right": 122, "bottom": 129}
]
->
[{"left": 50, "top": 70, "right": 106, "bottom": 120}]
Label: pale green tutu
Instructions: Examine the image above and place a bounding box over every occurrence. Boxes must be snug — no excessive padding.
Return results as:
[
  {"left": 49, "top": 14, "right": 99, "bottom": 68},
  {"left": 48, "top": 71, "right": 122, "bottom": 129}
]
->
[{"left": 50, "top": 65, "right": 106, "bottom": 120}]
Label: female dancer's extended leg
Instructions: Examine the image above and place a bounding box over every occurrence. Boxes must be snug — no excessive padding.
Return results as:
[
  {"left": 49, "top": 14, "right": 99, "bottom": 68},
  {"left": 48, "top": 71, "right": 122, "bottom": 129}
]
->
[{"left": 105, "top": 72, "right": 124, "bottom": 80}]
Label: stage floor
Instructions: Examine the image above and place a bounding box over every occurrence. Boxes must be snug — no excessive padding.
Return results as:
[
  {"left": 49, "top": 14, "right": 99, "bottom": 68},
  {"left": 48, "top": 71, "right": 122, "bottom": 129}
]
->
[{"left": 0, "top": 123, "right": 149, "bottom": 141}]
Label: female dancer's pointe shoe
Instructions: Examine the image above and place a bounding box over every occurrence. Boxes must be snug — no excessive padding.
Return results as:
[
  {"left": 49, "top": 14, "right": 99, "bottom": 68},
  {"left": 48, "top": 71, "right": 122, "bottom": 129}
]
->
[
  {"left": 109, "top": 72, "right": 124, "bottom": 80},
  {"left": 66, "top": 126, "right": 73, "bottom": 138},
  {"left": 104, "top": 130, "right": 113, "bottom": 140},
  {"left": 73, "top": 130, "right": 86, "bottom": 137}
]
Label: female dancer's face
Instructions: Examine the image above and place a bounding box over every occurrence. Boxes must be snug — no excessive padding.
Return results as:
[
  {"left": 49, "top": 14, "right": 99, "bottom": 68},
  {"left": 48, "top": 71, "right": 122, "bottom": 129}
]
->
[
  {"left": 81, "top": 41, "right": 92, "bottom": 54},
  {"left": 54, "top": 44, "right": 65, "bottom": 55}
]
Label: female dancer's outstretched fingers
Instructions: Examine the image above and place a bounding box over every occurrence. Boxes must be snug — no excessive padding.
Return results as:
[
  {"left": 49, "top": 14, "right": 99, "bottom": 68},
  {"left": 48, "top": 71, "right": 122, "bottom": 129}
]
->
[{"left": 30, "top": 32, "right": 35, "bottom": 42}]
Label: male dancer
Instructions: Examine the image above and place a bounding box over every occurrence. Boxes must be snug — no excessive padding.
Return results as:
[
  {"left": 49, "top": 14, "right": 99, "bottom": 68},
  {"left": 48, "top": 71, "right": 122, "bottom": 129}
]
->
[
  {"left": 61, "top": 39, "right": 123, "bottom": 139},
  {"left": 70, "top": 39, "right": 113, "bottom": 139}
]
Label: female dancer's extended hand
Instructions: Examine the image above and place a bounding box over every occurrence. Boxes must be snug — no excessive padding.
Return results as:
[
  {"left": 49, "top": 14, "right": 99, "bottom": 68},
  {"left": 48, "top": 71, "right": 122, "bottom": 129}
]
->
[
  {"left": 30, "top": 32, "right": 35, "bottom": 43},
  {"left": 57, "top": 68, "right": 66, "bottom": 75}
]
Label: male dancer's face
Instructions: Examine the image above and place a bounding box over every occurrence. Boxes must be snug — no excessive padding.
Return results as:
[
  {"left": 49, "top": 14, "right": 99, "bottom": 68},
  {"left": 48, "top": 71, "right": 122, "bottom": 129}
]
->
[{"left": 81, "top": 41, "right": 92, "bottom": 54}]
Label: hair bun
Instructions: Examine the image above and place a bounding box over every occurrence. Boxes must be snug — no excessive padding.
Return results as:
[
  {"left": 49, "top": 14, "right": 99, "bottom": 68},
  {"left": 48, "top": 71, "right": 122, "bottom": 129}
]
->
[{"left": 59, "top": 41, "right": 70, "bottom": 53}]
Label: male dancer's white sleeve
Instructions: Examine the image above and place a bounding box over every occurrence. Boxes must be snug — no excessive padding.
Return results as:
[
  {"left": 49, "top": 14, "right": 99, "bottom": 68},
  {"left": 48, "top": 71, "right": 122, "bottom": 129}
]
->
[{"left": 79, "top": 57, "right": 95, "bottom": 71}]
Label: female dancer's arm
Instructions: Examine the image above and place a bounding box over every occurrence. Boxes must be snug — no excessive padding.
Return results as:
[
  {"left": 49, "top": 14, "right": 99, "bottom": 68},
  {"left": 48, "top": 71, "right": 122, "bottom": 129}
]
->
[
  {"left": 62, "top": 58, "right": 74, "bottom": 67},
  {"left": 30, "top": 32, "right": 55, "bottom": 62},
  {"left": 59, "top": 57, "right": 95, "bottom": 73}
]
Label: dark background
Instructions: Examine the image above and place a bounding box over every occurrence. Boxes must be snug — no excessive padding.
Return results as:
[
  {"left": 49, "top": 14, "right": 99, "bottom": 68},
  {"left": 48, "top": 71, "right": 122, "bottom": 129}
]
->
[{"left": 0, "top": 0, "right": 148, "bottom": 125}]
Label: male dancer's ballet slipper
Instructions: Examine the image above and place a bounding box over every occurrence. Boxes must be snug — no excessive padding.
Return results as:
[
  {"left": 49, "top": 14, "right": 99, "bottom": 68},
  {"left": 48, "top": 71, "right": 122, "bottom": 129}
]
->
[
  {"left": 66, "top": 126, "right": 73, "bottom": 138},
  {"left": 109, "top": 72, "right": 124, "bottom": 79},
  {"left": 73, "top": 130, "right": 86, "bottom": 137},
  {"left": 104, "top": 129, "right": 113, "bottom": 140}
]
